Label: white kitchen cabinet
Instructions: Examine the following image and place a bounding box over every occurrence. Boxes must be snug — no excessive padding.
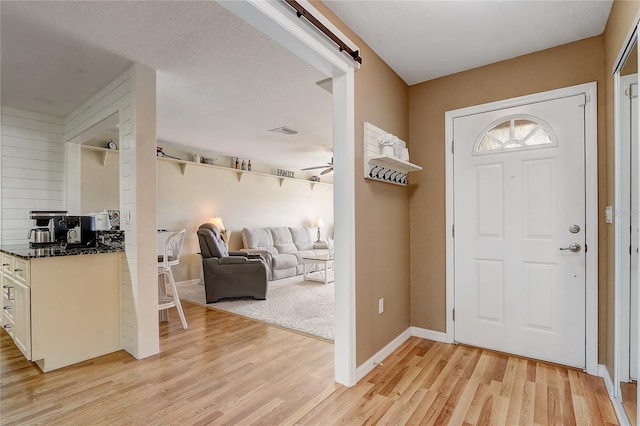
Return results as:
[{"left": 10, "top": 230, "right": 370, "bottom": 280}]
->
[
  {"left": 12, "top": 279, "right": 31, "bottom": 358},
  {"left": 2, "top": 282, "right": 15, "bottom": 338},
  {"left": 1, "top": 250, "right": 121, "bottom": 372},
  {"left": 2, "top": 254, "right": 30, "bottom": 360}
]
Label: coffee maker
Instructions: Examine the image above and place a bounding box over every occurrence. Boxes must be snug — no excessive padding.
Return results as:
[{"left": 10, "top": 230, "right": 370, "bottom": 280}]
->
[
  {"left": 28, "top": 210, "right": 68, "bottom": 246},
  {"left": 52, "top": 215, "right": 97, "bottom": 248}
]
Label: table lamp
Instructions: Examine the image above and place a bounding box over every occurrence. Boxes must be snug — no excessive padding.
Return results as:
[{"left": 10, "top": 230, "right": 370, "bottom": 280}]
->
[
  {"left": 314, "top": 217, "right": 324, "bottom": 242},
  {"left": 210, "top": 217, "right": 230, "bottom": 247}
]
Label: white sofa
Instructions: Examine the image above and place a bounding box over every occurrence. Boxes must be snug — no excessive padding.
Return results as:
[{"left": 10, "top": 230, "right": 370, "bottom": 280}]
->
[{"left": 241, "top": 226, "right": 329, "bottom": 280}]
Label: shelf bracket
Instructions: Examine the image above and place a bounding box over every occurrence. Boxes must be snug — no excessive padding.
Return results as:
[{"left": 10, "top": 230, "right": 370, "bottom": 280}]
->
[
  {"left": 236, "top": 171, "right": 243, "bottom": 182},
  {"left": 179, "top": 162, "right": 187, "bottom": 176},
  {"left": 101, "top": 151, "right": 109, "bottom": 166},
  {"left": 278, "top": 177, "right": 285, "bottom": 187},
  {"left": 310, "top": 182, "right": 316, "bottom": 191}
]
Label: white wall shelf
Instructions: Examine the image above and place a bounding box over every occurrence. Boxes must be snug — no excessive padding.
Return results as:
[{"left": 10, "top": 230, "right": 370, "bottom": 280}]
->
[
  {"left": 368, "top": 155, "right": 422, "bottom": 173},
  {"left": 364, "top": 122, "right": 422, "bottom": 186},
  {"left": 82, "top": 144, "right": 118, "bottom": 166},
  {"left": 82, "top": 147, "right": 332, "bottom": 190},
  {"left": 157, "top": 156, "right": 332, "bottom": 190}
]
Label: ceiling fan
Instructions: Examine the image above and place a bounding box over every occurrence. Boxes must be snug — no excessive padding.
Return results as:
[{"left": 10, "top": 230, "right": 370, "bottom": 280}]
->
[{"left": 301, "top": 156, "right": 334, "bottom": 175}]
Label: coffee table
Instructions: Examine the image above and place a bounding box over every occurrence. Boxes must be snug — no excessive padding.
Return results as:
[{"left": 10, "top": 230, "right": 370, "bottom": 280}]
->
[{"left": 302, "top": 254, "right": 334, "bottom": 285}]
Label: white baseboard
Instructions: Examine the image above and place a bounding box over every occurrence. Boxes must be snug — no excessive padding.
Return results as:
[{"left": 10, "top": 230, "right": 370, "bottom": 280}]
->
[
  {"left": 354, "top": 326, "right": 452, "bottom": 384},
  {"left": 176, "top": 279, "right": 202, "bottom": 287},
  {"left": 598, "top": 364, "right": 630, "bottom": 426},
  {"left": 355, "top": 327, "right": 412, "bottom": 382},
  {"left": 599, "top": 364, "right": 615, "bottom": 396},
  {"left": 411, "top": 326, "right": 448, "bottom": 342},
  {"left": 356, "top": 327, "right": 450, "bottom": 383}
]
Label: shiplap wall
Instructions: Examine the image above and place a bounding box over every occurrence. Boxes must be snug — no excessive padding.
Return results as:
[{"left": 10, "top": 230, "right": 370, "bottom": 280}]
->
[
  {"left": 0, "top": 107, "right": 65, "bottom": 245},
  {"left": 63, "top": 65, "right": 159, "bottom": 359}
]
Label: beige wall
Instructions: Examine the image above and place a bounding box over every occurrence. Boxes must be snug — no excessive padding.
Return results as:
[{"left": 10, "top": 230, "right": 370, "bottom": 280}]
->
[
  {"left": 81, "top": 149, "right": 120, "bottom": 214},
  {"left": 80, "top": 2, "right": 639, "bottom": 371},
  {"left": 81, "top": 148, "right": 334, "bottom": 284},
  {"left": 82, "top": 150, "right": 333, "bottom": 281},
  {"left": 318, "top": 0, "right": 640, "bottom": 373},
  {"left": 156, "top": 160, "right": 334, "bottom": 282},
  {"left": 313, "top": 2, "right": 412, "bottom": 365},
  {"left": 408, "top": 37, "right": 608, "bottom": 357},
  {"left": 603, "top": 0, "right": 640, "bottom": 376},
  {"left": 621, "top": 43, "right": 637, "bottom": 76}
]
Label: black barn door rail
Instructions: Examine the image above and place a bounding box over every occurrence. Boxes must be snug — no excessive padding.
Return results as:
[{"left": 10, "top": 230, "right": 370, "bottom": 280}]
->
[{"left": 284, "top": 0, "right": 362, "bottom": 64}]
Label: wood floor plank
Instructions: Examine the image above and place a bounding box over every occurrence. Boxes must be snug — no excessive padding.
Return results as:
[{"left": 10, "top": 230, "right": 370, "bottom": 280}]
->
[
  {"left": 376, "top": 386, "right": 431, "bottom": 425},
  {"left": 620, "top": 381, "right": 637, "bottom": 425},
  {"left": 504, "top": 358, "right": 528, "bottom": 424},
  {"left": 1, "top": 303, "right": 620, "bottom": 425},
  {"left": 464, "top": 382, "right": 492, "bottom": 424},
  {"left": 560, "top": 368, "right": 577, "bottom": 426},
  {"left": 403, "top": 388, "right": 441, "bottom": 424},
  {"left": 490, "top": 379, "right": 510, "bottom": 425},
  {"left": 520, "top": 380, "right": 537, "bottom": 425}
]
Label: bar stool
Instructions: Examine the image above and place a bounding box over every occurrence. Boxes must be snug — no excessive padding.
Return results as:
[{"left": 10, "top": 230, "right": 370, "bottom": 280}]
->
[{"left": 158, "top": 229, "right": 188, "bottom": 329}]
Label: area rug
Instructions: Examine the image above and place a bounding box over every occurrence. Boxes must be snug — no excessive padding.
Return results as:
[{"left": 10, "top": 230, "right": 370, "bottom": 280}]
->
[{"left": 178, "top": 275, "right": 335, "bottom": 341}]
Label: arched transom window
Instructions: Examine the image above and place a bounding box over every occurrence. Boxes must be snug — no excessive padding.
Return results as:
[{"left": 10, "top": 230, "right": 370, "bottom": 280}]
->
[{"left": 474, "top": 116, "right": 556, "bottom": 155}]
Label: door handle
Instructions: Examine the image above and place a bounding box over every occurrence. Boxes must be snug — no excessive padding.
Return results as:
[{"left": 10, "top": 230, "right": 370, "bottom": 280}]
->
[{"left": 559, "top": 243, "right": 581, "bottom": 253}]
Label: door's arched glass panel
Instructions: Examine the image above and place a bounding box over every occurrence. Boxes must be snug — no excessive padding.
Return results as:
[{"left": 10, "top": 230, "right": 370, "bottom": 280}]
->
[{"left": 474, "top": 116, "right": 556, "bottom": 155}]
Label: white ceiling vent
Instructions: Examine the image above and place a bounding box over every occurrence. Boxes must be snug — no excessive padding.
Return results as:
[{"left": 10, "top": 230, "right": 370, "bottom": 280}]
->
[{"left": 269, "top": 126, "right": 299, "bottom": 135}]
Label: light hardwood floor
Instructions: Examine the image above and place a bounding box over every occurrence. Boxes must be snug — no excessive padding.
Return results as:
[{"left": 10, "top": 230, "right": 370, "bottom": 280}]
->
[
  {"left": 1, "top": 301, "right": 619, "bottom": 425},
  {"left": 620, "top": 381, "right": 637, "bottom": 425}
]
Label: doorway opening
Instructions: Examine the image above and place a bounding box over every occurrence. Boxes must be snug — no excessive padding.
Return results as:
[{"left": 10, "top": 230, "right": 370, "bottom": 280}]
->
[{"left": 219, "top": 0, "right": 358, "bottom": 386}]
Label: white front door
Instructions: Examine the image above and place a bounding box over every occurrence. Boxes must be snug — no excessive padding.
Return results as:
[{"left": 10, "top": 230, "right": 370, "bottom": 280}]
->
[{"left": 453, "top": 94, "right": 587, "bottom": 368}]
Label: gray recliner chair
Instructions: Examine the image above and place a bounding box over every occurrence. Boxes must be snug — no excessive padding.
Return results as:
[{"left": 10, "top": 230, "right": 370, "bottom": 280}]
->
[{"left": 197, "top": 223, "right": 268, "bottom": 303}]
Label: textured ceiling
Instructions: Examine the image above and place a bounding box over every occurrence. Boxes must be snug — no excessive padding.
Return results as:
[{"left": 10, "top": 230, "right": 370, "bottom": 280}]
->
[
  {"left": 1, "top": 1, "right": 333, "bottom": 170},
  {"left": 1, "top": 1, "right": 614, "bottom": 169},
  {"left": 324, "top": 0, "right": 613, "bottom": 85}
]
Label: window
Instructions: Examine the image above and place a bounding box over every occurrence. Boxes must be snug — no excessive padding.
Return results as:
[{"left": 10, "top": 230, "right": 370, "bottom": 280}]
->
[{"left": 474, "top": 116, "right": 555, "bottom": 155}]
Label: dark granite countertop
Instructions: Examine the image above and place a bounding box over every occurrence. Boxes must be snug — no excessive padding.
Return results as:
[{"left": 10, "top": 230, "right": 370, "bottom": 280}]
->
[
  {"left": 0, "top": 244, "right": 124, "bottom": 260},
  {"left": 1, "top": 230, "right": 125, "bottom": 259}
]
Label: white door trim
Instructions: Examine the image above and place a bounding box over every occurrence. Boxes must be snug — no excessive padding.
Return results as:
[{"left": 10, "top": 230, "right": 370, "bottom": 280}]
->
[
  {"left": 445, "top": 82, "right": 598, "bottom": 375},
  {"left": 612, "top": 18, "right": 640, "bottom": 423},
  {"left": 218, "top": 0, "right": 358, "bottom": 386},
  {"left": 616, "top": 74, "right": 637, "bottom": 385}
]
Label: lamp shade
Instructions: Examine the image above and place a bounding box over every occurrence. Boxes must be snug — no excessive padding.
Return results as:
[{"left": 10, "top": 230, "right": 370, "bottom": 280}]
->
[
  {"left": 210, "top": 217, "right": 225, "bottom": 230},
  {"left": 314, "top": 217, "right": 324, "bottom": 228}
]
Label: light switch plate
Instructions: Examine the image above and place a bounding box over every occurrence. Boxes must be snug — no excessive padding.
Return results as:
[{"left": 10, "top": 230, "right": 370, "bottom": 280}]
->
[
  {"left": 378, "top": 298, "right": 384, "bottom": 314},
  {"left": 605, "top": 206, "right": 613, "bottom": 224}
]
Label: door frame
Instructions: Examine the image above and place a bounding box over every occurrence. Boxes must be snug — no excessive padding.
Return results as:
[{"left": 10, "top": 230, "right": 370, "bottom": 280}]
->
[
  {"left": 613, "top": 14, "right": 640, "bottom": 422},
  {"left": 445, "top": 82, "right": 599, "bottom": 375},
  {"left": 616, "top": 73, "right": 637, "bottom": 385},
  {"left": 219, "top": 0, "right": 358, "bottom": 386}
]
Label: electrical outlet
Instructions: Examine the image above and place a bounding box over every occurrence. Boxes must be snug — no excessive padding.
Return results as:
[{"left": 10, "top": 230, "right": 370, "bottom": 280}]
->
[
  {"left": 605, "top": 206, "right": 613, "bottom": 224},
  {"left": 378, "top": 298, "right": 384, "bottom": 314}
]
